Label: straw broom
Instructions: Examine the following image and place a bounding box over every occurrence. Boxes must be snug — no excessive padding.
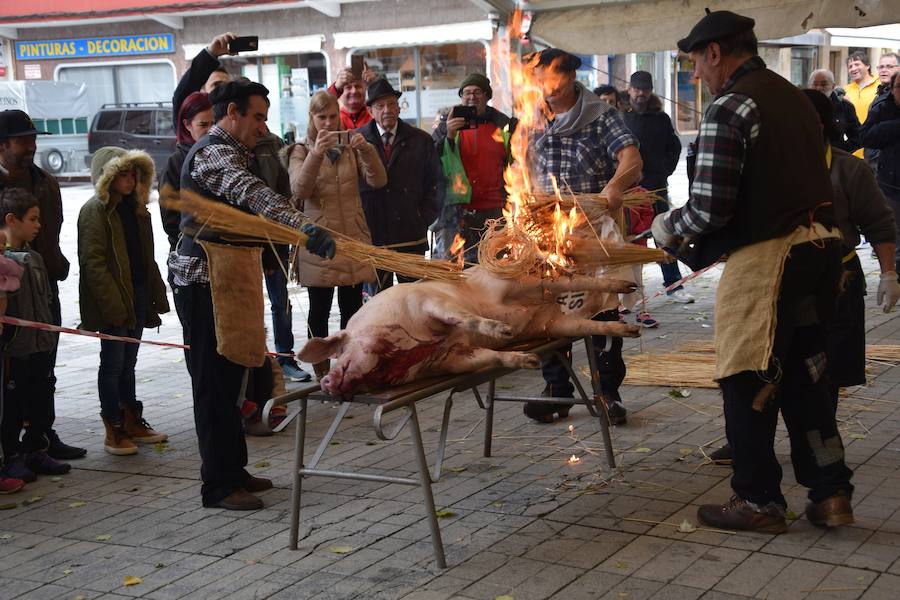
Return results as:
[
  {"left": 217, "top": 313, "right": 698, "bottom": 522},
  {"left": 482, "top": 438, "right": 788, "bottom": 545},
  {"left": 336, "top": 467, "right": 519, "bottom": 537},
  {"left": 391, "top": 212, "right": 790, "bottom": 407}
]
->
[{"left": 164, "top": 190, "right": 463, "bottom": 281}]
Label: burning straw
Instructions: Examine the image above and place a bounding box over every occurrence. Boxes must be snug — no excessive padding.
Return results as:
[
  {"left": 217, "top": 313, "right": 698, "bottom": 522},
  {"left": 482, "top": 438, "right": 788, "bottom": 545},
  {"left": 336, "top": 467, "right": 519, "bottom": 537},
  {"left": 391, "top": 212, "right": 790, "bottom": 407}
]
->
[{"left": 165, "top": 190, "right": 463, "bottom": 281}]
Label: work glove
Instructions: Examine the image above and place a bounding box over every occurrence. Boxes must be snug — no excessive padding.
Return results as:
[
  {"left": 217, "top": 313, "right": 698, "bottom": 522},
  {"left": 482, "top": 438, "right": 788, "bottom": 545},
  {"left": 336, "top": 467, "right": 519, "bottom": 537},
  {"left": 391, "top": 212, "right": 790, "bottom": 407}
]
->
[
  {"left": 876, "top": 271, "right": 900, "bottom": 313},
  {"left": 650, "top": 212, "right": 677, "bottom": 250},
  {"left": 301, "top": 223, "right": 336, "bottom": 260}
]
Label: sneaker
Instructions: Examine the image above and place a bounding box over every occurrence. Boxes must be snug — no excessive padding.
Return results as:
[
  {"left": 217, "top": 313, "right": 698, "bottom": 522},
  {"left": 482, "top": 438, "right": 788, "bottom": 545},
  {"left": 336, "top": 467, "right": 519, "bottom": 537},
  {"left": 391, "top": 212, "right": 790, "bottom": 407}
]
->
[
  {"left": 698, "top": 495, "right": 787, "bottom": 533},
  {"left": 635, "top": 312, "right": 659, "bottom": 328},
  {"left": 805, "top": 490, "right": 854, "bottom": 528},
  {"left": 281, "top": 362, "right": 312, "bottom": 382},
  {"left": 0, "top": 476, "right": 25, "bottom": 494},
  {"left": 1, "top": 457, "right": 36, "bottom": 483},
  {"left": 667, "top": 289, "right": 696, "bottom": 303},
  {"left": 24, "top": 451, "right": 71, "bottom": 475},
  {"left": 46, "top": 430, "right": 87, "bottom": 460}
]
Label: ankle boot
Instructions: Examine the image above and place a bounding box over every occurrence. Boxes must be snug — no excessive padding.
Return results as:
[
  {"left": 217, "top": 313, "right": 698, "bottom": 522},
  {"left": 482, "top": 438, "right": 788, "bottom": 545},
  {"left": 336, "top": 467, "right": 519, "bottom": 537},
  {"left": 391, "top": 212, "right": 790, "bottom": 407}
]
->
[
  {"left": 102, "top": 415, "right": 138, "bottom": 456},
  {"left": 122, "top": 403, "right": 168, "bottom": 444},
  {"left": 313, "top": 360, "right": 330, "bottom": 379}
]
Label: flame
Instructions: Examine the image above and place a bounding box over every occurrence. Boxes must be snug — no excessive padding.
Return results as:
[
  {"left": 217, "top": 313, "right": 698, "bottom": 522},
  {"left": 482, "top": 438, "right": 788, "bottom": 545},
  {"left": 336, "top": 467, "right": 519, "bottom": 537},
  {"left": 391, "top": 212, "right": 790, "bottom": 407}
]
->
[
  {"left": 492, "top": 9, "right": 581, "bottom": 277},
  {"left": 450, "top": 172, "right": 468, "bottom": 196},
  {"left": 568, "top": 455, "right": 581, "bottom": 464},
  {"left": 450, "top": 233, "right": 466, "bottom": 269}
]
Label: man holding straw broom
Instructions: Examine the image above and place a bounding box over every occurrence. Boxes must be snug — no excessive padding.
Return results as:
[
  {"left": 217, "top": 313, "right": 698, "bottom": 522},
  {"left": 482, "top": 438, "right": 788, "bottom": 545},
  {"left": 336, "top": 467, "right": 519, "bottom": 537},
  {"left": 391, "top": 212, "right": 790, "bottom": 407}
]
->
[
  {"left": 652, "top": 10, "right": 854, "bottom": 533},
  {"left": 169, "top": 79, "right": 336, "bottom": 511}
]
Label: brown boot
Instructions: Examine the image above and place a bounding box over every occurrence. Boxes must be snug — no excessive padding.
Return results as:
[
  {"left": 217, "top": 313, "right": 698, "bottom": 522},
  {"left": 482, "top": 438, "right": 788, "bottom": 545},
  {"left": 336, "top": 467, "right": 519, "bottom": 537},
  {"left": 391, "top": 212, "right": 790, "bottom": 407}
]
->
[
  {"left": 697, "top": 496, "right": 787, "bottom": 533},
  {"left": 313, "top": 360, "right": 330, "bottom": 379},
  {"left": 122, "top": 403, "right": 168, "bottom": 444},
  {"left": 806, "top": 490, "right": 854, "bottom": 528},
  {"left": 101, "top": 416, "right": 138, "bottom": 456}
]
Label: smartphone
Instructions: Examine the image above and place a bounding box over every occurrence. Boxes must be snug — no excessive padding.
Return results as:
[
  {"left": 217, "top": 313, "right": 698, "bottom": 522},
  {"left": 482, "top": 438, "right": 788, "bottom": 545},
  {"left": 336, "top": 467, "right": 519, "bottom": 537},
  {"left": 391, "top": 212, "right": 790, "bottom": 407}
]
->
[
  {"left": 336, "top": 131, "right": 351, "bottom": 146},
  {"left": 451, "top": 105, "right": 478, "bottom": 129},
  {"left": 228, "top": 36, "right": 259, "bottom": 53},
  {"left": 350, "top": 55, "right": 365, "bottom": 79}
]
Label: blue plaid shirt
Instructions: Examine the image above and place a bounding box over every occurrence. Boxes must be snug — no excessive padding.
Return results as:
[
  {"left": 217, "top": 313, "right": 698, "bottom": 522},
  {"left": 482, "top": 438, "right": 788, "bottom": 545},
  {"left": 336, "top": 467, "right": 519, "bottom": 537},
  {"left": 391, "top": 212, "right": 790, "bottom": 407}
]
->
[{"left": 530, "top": 91, "right": 639, "bottom": 194}]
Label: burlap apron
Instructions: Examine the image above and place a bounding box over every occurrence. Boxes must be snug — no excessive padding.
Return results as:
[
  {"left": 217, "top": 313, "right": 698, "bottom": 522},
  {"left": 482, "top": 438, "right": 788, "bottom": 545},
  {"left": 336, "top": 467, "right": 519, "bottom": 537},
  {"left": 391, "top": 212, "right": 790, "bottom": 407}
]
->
[
  {"left": 198, "top": 240, "right": 267, "bottom": 368},
  {"left": 714, "top": 223, "right": 840, "bottom": 381}
]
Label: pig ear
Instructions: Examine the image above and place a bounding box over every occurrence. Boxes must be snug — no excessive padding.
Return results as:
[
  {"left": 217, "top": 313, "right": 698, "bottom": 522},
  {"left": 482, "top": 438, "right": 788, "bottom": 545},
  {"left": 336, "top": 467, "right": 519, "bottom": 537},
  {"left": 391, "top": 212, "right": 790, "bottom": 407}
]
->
[{"left": 298, "top": 331, "right": 348, "bottom": 363}]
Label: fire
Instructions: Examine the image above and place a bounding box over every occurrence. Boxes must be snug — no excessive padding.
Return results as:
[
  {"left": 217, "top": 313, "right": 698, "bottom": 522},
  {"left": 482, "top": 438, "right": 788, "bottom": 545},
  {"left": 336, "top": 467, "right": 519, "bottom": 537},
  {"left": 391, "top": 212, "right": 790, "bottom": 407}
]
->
[
  {"left": 568, "top": 455, "right": 581, "bottom": 464},
  {"left": 450, "top": 233, "right": 466, "bottom": 269},
  {"left": 492, "top": 9, "right": 581, "bottom": 276},
  {"left": 450, "top": 172, "right": 468, "bottom": 196}
]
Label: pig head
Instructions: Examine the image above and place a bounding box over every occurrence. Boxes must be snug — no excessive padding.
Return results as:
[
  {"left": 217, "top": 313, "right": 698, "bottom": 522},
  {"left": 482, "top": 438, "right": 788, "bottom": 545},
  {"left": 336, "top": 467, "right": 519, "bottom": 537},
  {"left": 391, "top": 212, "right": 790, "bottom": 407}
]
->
[{"left": 298, "top": 266, "right": 640, "bottom": 398}]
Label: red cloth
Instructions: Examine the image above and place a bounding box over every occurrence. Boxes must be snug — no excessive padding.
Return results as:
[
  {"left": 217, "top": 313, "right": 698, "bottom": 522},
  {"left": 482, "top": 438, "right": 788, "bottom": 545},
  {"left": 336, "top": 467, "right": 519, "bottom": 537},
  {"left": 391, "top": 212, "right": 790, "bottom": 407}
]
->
[
  {"left": 328, "top": 82, "right": 373, "bottom": 130},
  {"left": 457, "top": 122, "right": 506, "bottom": 210},
  {"left": 626, "top": 203, "right": 654, "bottom": 246}
]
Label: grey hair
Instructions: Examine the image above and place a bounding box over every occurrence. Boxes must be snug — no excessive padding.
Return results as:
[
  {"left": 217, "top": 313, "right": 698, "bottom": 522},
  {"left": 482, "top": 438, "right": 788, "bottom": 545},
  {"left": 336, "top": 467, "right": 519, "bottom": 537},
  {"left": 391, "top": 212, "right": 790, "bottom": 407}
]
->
[{"left": 808, "top": 69, "right": 835, "bottom": 87}]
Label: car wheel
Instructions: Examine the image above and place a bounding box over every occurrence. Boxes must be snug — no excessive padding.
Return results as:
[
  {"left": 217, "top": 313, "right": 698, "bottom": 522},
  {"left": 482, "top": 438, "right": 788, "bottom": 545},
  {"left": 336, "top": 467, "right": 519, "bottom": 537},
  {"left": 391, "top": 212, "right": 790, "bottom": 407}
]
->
[{"left": 42, "top": 150, "right": 65, "bottom": 174}]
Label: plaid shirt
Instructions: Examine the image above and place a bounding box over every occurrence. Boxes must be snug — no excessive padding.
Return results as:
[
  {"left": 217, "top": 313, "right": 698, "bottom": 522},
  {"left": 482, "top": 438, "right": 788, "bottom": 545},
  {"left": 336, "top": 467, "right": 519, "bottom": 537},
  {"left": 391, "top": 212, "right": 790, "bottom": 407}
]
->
[
  {"left": 169, "top": 125, "right": 306, "bottom": 286},
  {"left": 531, "top": 93, "right": 638, "bottom": 194},
  {"left": 664, "top": 57, "right": 764, "bottom": 238}
]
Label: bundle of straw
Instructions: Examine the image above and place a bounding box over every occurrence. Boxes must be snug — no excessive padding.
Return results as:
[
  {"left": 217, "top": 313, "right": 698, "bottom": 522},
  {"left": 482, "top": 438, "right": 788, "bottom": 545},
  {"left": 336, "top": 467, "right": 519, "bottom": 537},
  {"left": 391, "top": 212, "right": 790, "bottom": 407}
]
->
[
  {"left": 676, "top": 340, "right": 715, "bottom": 353},
  {"left": 678, "top": 340, "right": 900, "bottom": 365},
  {"left": 166, "top": 191, "right": 463, "bottom": 281},
  {"left": 622, "top": 352, "right": 718, "bottom": 388}
]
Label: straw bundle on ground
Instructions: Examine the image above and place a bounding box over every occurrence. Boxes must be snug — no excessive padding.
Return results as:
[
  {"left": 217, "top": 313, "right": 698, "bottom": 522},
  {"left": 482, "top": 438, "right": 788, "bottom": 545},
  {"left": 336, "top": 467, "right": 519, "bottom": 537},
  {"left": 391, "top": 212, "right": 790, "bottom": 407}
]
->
[
  {"left": 677, "top": 340, "right": 715, "bottom": 353},
  {"left": 622, "top": 352, "right": 718, "bottom": 388},
  {"left": 165, "top": 191, "right": 463, "bottom": 281}
]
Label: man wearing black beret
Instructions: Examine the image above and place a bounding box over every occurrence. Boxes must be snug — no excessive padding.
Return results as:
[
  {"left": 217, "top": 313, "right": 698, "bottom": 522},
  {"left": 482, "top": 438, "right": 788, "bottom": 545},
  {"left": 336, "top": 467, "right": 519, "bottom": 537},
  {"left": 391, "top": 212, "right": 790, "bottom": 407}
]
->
[
  {"left": 651, "top": 10, "right": 854, "bottom": 533},
  {"left": 170, "top": 78, "right": 336, "bottom": 511}
]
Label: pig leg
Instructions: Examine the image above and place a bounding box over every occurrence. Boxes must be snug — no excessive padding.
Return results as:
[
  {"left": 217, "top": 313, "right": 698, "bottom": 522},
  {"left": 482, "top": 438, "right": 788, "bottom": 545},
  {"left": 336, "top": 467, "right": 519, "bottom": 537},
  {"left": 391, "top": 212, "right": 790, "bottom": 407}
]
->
[
  {"left": 540, "top": 275, "right": 637, "bottom": 295},
  {"left": 542, "top": 314, "right": 641, "bottom": 338},
  {"left": 433, "top": 346, "right": 541, "bottom": 373},
  {"left": 421, "top": 297, "right": 514, "bottom": 340}
]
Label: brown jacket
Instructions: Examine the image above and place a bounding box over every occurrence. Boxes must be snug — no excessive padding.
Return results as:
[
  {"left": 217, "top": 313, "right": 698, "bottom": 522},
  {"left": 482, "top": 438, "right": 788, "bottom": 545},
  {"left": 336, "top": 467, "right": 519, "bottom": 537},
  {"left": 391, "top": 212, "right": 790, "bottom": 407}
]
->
[{"left": 283, "top": 140, "right": 387, "bottom": 287}]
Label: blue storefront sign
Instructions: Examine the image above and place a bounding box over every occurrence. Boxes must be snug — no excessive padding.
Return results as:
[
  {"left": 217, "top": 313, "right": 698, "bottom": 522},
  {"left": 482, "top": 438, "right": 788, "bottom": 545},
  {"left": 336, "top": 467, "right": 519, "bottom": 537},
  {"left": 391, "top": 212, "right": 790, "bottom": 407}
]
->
[{"left": 16, "top": 33, "right": 175, "bottom": 60}]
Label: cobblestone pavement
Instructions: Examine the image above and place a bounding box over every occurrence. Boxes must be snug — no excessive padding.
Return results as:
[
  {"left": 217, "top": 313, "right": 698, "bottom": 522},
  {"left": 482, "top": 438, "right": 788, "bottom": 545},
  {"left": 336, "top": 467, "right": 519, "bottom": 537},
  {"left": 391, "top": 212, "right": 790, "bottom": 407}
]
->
[{"left": 1, "top": 184, "right": 898, "bottom": 600}]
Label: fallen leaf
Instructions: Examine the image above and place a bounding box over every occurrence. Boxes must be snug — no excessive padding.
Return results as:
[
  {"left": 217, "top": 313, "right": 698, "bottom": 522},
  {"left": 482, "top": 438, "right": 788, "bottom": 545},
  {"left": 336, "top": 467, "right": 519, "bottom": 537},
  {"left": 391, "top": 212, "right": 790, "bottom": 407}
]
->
[
  {"left": 435, "top": 509, "right": 455, "bottom": 519},
  {"left": 679, "top": 448, "right": 694, "bottom": 456},
  {"left": 23, "top": 496, "right": 43, "bottom": 505},
  {"left": 0, "top": 503, "right": 17, "bottom": 510},
  {"left": 701, "top": 324, "right": 711, "bottom": 328},
  {"left": 848, "top": 433, "right": 867, "bottom": 440},
  {"left": 68, "top": 501, "right": 86, "bottom": 508},
  {"left": 786, "top": 510, "right": 798, "bottom": 521},
  {"left": 633, "top": 447, "right": 651, "bottom": 453},
  {"left": 123, "top": 575, "right": 142, "bottom": 586},
  {"left": 157, "top": 491, "right": 170, "bottom": 497},
  {"left": 0, "top": 533, "right": 12, "bottom": 539},
  {"left": 155, "top": 563, "right": 165, "bottom": 569},
  {"left": 174, "top": 393, "right": 185, "bottom": 398},
  {"left": 856, "top": 576, "right": 865, "bottom": 582},
  {"left": 96, "top": 535, "right": 112, "bottom": 541},
  {"left": 63, "top": 568, "right": 73, "bottom": 576},
  {"left": 443, "top": 466, "right": 467, "bottom": 473},
  {"left": 127, "top": 487, "right": 140, "bottom": 492},
  {"left": 491, "top": 502, "right": 504, "bottom": 508},
  {"left": 50, "top": 477, "right": 62, "bottom": 482},
  {"left": 614, "top": 561, "right": 629, "bottom": 569},
  {"left": 140, "top": 378, "right": 153, "bottom": 383},
  {"left": 667, "top": 389, "right": 689, "bottom": 399},
  {"left": 254, "top": 461, "right": 270, "bottom": 468},
  {"left": 677, "top": 519, "right": 697, "bottom": 533},
  {"left": 153, "top": 441, "right": 170, "bottom": 454},
  {"left": 74, "top": 596, "right": 86, "bottom": 600},
  {"left": 328, "top": 545, "right": 354, "bottom": 554},
  {"left": 495, "top": 596, "right": 514, "bottom": 600}
]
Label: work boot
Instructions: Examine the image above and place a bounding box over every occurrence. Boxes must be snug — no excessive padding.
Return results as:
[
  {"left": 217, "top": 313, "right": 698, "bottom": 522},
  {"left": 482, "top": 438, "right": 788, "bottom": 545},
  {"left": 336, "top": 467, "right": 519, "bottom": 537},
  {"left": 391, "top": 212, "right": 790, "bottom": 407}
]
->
[
  {"left": 242, "top": 475, "right": 273, "bottom": 493},
  {"left": 212, "top": 488, "right": 263, "bottom": 510},
  {"left": 709, "top": 443, "right": 733, "bottom": 465},
  {"left": 524, "top": 384, "right": 573, "bottom": 424},
  {"left": 101, "top": 415, "right": 138, "bottom": 456},
  {"left": 24, "top": 450, "right": 71, "bottom": 475},
  {"left": 313, "top": 360, "right": 331, "bottom": 380},
  {"left": 122, "top": 403, "right": 168, "bottom": 444},
  {"left": 46, "top": 429, "right": 87, "bottom": 460},
  {"left": 805, "top": 490, "right": 854, "bottom": 528},
  {"left": 697, "top": 495, "right": 787, "bottom": 533}
]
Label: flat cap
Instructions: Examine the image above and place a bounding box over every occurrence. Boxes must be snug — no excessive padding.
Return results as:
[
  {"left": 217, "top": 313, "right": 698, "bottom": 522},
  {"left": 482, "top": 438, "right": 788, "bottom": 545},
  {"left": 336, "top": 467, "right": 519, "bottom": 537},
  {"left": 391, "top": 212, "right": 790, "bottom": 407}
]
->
[
  {"left": 209, "top": 79, "right": 269, "bottom": 105},
  {"left": 677, "top": 9, "right": 755, "bottom": 53},
  {"left": 629, "top": 71, "right": 653, "bottom": 90},
  {"left": 530, "top": 48, "right": 582, "bottom": 72},
  {"left": 0, "top": 110, "right": 49, "bottom": 137}
]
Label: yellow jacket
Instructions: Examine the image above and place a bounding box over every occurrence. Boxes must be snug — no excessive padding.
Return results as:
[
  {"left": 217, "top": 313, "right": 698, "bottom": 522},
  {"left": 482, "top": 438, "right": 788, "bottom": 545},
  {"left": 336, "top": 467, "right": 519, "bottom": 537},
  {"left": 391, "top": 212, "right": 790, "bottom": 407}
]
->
[{"left": 844, "top": 75, "right": 879, "bottom": 157}]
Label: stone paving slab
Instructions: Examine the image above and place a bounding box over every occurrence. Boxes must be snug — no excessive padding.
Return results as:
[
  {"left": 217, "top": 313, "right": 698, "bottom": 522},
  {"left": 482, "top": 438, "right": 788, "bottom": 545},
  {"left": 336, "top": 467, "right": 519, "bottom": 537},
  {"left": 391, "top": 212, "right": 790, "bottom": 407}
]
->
[{"left": 0, "top": 184, "right": 898, "bottom": 599}]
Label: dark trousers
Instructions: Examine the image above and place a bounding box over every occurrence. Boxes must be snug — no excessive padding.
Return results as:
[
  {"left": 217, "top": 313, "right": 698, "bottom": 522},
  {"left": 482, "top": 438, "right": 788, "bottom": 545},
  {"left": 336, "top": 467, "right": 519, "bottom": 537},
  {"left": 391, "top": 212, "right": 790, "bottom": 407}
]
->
[
  {"left": 45, "top": 279, "right": 61, "bottom": 429},
  {"left": 1, "top": 351, "right": 54, "bottom": 458},
  {"left": 364, "top": 249, "right": 423, "bottom": 297},
  {"left": 887, "top": 193, "right": 900, "bottom": 272},
  {"left": 98, "top": 287, "right": 147, "bottom": 422},
  {"left": 263, "top": 246, "right": 295, "bottom": 365},
  {"left": 719, "top": 240, "right": 854, "bottom": 506},
  {"left": 307, "top": 285, "right": 363, "bottom": 338},
  {"left": 653, "top": 198, "right": 684, "bottom": 289},
  {"left": 825, "top": 255, "right": 866, "bottom": 393},
  {"left": 170, "top": 271, "right": 192, "bottom": 370},
  {"left": 541, "top": 309, "right": 625, "bottom": 399},
  {"left": 176, "top": 283, "right": 249, "bottom": 506}
]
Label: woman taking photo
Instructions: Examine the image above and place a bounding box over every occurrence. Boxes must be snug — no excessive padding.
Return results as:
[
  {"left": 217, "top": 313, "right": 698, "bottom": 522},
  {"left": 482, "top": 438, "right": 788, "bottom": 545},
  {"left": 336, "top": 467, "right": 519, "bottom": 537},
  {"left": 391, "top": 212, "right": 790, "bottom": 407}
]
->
[{"left": 283, "top": 91, "right": 386, "bottom": 378}]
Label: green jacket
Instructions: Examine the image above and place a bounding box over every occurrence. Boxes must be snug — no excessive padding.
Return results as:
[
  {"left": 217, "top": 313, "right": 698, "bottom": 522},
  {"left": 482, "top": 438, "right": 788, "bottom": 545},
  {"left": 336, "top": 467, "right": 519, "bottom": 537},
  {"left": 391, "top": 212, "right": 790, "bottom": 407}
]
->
[{"left": 77, "top": 147, "right": 169, "bottom": 331}]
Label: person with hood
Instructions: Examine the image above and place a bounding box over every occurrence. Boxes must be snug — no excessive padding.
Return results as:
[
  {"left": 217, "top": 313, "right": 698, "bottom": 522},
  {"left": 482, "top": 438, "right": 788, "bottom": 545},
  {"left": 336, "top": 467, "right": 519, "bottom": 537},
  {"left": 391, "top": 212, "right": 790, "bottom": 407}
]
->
[
  {"left": 78, "top": 147, "right": 170, "bottom": 456},
  {"left": 526, "top": 48, "right": 642, "bottom": 425},
  {"left": 432, "top": 74, "right": 514, "bottom": 265},
  {"left": 623, "top": 71, "right": 693, "bottom": 314},
  {"left": 282, "top": 90, "right": 386, "bottom": 378}
]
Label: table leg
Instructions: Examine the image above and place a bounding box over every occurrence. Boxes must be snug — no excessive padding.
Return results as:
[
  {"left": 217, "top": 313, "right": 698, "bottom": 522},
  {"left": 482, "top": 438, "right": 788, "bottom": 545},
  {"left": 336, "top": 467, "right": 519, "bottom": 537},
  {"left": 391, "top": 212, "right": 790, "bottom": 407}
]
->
[
  {"left": 584, "top": 337, "right": 616, "bottom": 469},
  {"left": 483, "top": 378, "right": 496, "bottom": 458},
  {"left": 289, "top": 397, "right": 309, "bottom": 550},
  {"left": 407, "top": 403, "right": 447, "bottom": 569}
]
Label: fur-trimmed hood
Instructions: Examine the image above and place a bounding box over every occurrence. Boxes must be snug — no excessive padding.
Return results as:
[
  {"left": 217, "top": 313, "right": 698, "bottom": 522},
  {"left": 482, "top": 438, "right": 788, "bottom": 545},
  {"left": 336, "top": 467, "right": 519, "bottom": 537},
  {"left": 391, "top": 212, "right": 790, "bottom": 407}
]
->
[{"left": 90, "top": 146, "right": 156, "bottom": 208}]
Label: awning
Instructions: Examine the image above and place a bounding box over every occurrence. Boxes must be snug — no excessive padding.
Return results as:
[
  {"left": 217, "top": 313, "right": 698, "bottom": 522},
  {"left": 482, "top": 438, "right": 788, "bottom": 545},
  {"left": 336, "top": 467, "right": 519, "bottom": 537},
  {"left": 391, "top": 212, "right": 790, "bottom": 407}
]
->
[
  {"left": 480, "top": 0, "right": 900, "bottom": 55},
  {"left": 182, "top": 34, "right": 325, "bottom": 60},
  {"left": 332, "top": 20, "right": 493, "bottom": 49},
  {"left": 827, "top": 24, "right": 900, "bottom": 48}
]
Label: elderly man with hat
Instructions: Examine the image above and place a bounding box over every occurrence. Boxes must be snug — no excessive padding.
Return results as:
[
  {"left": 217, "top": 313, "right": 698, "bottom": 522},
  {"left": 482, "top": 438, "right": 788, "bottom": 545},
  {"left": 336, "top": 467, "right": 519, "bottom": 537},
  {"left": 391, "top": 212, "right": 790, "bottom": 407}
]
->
[
  {"left": 0, "top": 110, "right": 86, "bottom": 466},
  {"left": 432, "top": 73, "right": 515, "bottom": 264},
  {"left": 358, "top": 78, "right": 441, "bottom": 296},
  {"left": 651, "top": 10, "right": 854, "bottom": 533},
  {"left": 525, "top": 48, "right": 643, "bottom": 426},
  {"left": 170, "top": 79, "right": 336, "bottom": 511}
]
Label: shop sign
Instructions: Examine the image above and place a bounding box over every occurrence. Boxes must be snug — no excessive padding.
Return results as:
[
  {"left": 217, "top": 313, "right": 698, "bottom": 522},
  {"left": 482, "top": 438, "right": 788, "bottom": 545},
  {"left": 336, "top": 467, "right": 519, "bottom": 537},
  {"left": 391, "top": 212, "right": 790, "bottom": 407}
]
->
[
  {"left": 23, "top": 64, "right": 42, "bottom": 79},
  {"left": 15, "top": 33, "right": 174, "bottom": 60}
]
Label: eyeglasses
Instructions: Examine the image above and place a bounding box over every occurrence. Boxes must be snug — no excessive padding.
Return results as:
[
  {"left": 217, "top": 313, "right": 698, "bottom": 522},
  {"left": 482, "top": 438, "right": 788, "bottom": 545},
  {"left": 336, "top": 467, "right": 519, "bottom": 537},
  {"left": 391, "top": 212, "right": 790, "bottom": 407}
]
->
[
  {"left": 877, "top": 64, "right": 899, "bottom": 70},
  {"left": 461, "top": 89, "right": 485, "bottom": 98}
]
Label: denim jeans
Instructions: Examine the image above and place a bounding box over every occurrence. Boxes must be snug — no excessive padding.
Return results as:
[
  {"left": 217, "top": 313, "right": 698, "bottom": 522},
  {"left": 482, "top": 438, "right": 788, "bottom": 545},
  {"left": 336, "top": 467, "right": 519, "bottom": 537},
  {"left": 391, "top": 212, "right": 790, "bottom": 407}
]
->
[
  {"left": 653, "top": 198, "right": 684, "bottom": 290},
  {"left": 263, "top": 245, "right": 295, "bottom": 365},
  {"left": 98, "top": 286, "right": 147, "bottom": 422}
]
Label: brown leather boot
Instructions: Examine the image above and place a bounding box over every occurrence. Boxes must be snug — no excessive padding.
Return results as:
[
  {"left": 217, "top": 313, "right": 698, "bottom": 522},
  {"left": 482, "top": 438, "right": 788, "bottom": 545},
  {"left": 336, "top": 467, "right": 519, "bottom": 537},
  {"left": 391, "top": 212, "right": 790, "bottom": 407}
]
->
[
  {"left": 806, "top": 490, "right": 854, "bottom": 527},
  {"left": 697, "top": 496, "right": 787, "bottom": 533},
  {"left": 313, "top": 360, "right": 331, "bottom": 379},
  {"left": 101, "top": 416, "right": 138, "bottom": 456},
  {"left": 122, "top": 404, "right": 168, "bottom": 444}
]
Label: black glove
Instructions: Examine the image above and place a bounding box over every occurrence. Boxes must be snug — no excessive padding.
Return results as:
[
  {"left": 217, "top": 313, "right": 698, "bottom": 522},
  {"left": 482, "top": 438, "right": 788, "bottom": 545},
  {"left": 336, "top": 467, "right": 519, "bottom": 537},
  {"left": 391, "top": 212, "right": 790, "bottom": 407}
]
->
[{"left": 301, "top": 223, "right": 336, "bottom": 260}]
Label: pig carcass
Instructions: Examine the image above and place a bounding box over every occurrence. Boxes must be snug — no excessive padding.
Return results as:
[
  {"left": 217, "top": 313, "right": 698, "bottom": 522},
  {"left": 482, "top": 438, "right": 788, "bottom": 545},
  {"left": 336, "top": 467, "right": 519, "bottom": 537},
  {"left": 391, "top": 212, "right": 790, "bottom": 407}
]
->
[{"left": 299, "top": 266, "right": 640, "bottom": 397}]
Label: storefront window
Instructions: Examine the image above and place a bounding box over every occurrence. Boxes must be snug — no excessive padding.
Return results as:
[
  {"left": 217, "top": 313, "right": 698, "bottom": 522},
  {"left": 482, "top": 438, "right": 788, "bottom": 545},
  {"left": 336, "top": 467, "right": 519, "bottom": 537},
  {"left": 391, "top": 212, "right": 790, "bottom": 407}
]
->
[
  {"left": 790, "top": 46, "right": 817, "bottom": 87},
  {"left": 221, "top": 52, "right": 328, "bottom": 140},
  {"left": 354, "top": 42, "right": 488, "bottom": 129},
  {"left": 57, "top": 62, "right": 174, "bottom": 117}
]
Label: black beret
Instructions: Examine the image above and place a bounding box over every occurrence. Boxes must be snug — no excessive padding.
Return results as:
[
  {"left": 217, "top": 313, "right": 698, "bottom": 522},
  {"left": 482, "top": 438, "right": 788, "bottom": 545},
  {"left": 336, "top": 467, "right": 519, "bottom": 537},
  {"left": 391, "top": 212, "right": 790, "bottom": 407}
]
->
[
  {"left": 677, "top": 10, "right": 755, "bottom": 53},
  {"left": 532, "top": 48, "right": 582, "bottom": 72},
  {"left": 629, "top": 71, "right": 653, "bottom": 90},
  {"left": 209, "top": 79, "right": 269, "bottom": 105}
]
